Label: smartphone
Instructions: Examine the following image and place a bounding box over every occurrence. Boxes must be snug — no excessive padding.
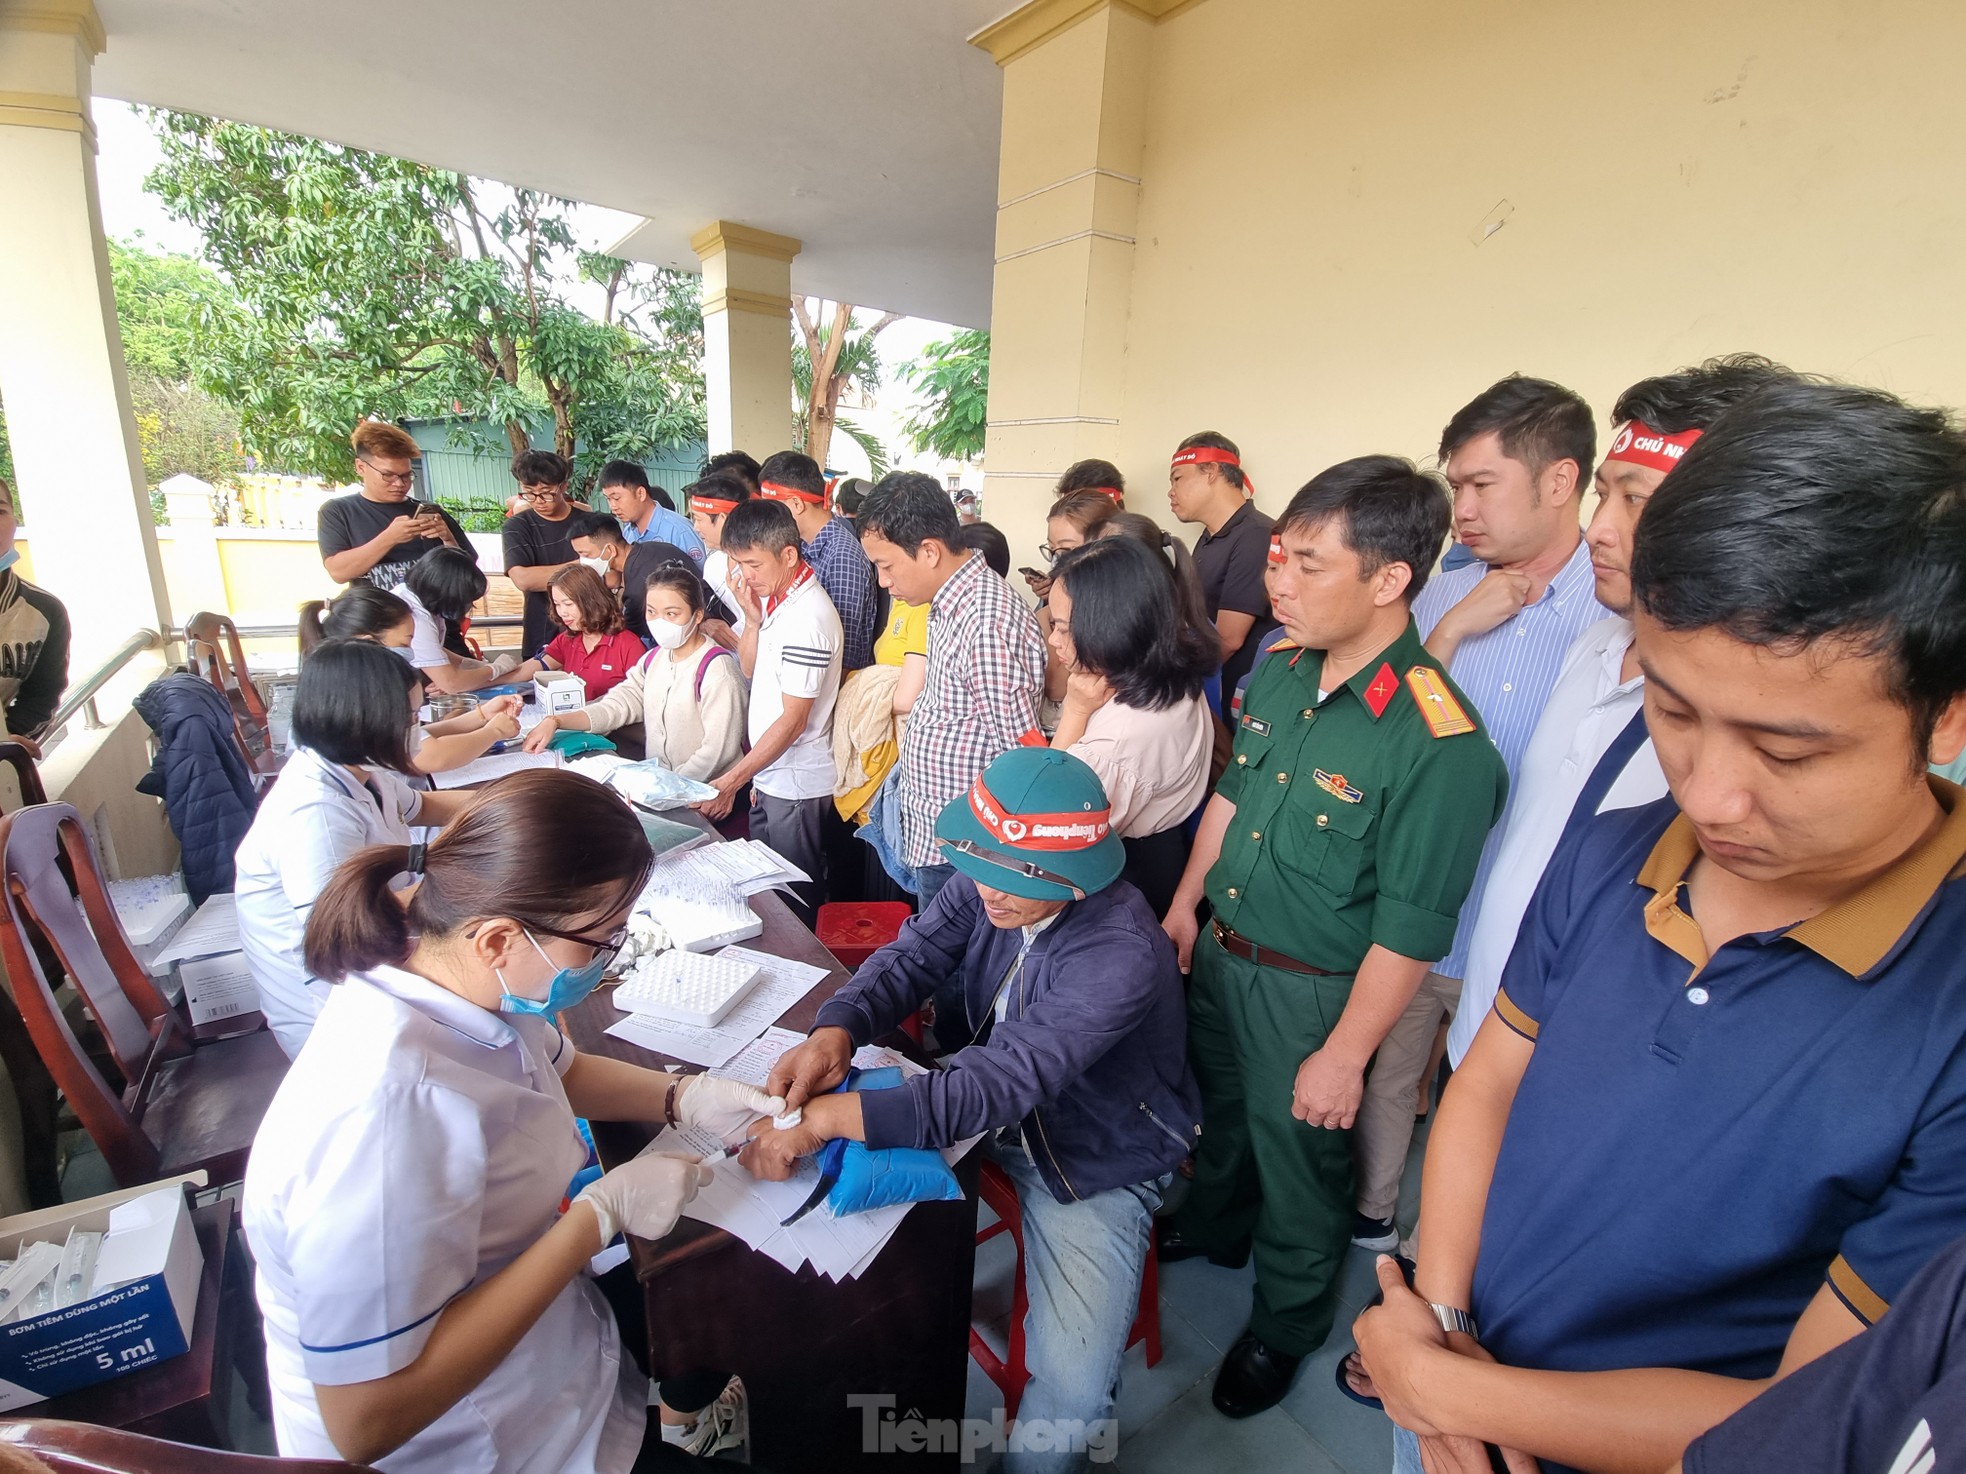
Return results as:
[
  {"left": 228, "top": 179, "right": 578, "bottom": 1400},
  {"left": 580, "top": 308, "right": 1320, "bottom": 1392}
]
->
[{"left": 1018, "top": 566, "right": 1045, "bottom": 580}]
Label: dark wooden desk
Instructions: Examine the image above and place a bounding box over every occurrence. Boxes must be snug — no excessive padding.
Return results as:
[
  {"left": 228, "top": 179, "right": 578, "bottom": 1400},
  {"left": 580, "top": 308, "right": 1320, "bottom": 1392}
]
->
[
  {"left": 33, "top": 1199, "right": 245, "bottom": 1448},
  {"left": 563, "top": 878, "right": 978, "bottom": 1473}
]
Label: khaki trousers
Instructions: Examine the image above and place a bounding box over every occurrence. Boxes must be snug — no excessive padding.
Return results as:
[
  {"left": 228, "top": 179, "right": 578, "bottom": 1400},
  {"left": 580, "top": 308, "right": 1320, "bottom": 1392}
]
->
[{"left": 1353, "top": 969, "right": 1461, "bottom": 1222}]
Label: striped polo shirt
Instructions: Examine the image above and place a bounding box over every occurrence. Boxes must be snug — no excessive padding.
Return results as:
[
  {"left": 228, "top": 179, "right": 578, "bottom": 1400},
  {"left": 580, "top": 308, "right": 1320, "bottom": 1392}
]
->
[{"left": 1411, "top": 539, "right": 1609, "bottom": 975}]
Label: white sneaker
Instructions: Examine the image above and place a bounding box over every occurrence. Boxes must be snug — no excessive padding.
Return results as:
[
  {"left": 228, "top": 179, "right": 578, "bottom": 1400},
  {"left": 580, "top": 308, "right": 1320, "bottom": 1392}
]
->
[{"left": 680, "top": 1375, "right": 749, "bottom": 1462}]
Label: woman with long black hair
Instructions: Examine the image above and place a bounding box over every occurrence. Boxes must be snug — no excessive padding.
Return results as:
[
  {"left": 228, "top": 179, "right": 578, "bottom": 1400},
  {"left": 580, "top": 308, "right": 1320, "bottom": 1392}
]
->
[
  {"left": 245, "top": 768, "right": 778, "bottom": 1470},
  {"left": 1045, "top": 536, "right": 1217, "bottom": 916}
]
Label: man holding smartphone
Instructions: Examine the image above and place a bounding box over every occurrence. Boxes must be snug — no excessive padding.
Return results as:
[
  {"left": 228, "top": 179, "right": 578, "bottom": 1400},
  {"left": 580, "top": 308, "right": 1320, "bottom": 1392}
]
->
[{"left": 318, "top": 421, "right": 475, "bottom": 594}]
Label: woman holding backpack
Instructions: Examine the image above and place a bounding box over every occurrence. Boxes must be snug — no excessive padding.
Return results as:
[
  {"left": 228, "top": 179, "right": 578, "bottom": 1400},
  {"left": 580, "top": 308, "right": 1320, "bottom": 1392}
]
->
[{"left": 523, "top": 564, "right": 746, "bottom": 780}]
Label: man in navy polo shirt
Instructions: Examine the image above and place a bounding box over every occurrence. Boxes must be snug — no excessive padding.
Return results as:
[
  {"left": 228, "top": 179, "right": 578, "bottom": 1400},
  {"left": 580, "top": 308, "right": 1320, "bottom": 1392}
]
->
[{"left": 1351, "top": 377, "right": 1966, "bottom": 1474}]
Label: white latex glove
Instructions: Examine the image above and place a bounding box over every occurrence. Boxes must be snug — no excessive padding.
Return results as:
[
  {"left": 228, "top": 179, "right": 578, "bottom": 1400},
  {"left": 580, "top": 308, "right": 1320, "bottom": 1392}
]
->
[
  {"left": 489, "top": 652, "right": 521, "bottom": 678},
  {"left": 576, "top": 1154, "right": 712, "bottom": 1247},
  {"left": 672, "top": 1075, "right": 786, "bottom": 1140}
]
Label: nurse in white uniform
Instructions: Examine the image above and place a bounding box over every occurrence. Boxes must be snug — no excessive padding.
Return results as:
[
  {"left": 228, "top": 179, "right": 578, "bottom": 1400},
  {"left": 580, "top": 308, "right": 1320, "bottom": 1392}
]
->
[
  {"left": 243, "top": 768, "right": 779, "bottom": 1472},
  {"left": 234, "top": 640, "right": 479, "bottom": 1057}
]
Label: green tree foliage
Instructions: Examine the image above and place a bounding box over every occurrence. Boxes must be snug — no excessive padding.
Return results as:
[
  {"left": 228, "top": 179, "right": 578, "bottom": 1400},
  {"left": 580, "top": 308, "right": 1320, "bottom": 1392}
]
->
[
  {"left": 142, "top": 111, "right": 704, "bottom": 488},
  {"left": 792, "top": 300, "right": 896, "bottom": 475},
  {"left": 898, "top": 329, "right": 989, "bottom": 463},
  {"left": 109, "top": 238, "right": 246, "bottom": 492}
]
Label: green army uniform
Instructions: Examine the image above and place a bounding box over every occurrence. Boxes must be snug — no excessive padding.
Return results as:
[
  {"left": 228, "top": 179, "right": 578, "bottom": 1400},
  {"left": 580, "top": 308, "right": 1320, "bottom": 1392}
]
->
[{"left": 1171, "top": 618, "right": 1506, "bottom": 1355}]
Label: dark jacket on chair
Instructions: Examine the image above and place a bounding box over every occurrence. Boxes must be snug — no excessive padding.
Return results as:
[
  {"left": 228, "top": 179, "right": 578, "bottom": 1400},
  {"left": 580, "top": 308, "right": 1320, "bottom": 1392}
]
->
[
  {"left": 814, "top": 874, "right": 1202, "bottom": 1204},
  {"left": 134, "top": 674, "right": 257, "bottom": 903}
]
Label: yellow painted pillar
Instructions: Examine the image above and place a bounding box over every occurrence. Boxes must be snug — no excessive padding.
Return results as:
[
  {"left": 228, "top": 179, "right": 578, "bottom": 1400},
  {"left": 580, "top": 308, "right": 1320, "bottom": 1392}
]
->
[
  {"left": 969, "top": 0, "right": 1178, "bottom": 560},
  {"left": 0, "top": 0, "right": 174, "bottom": 666},
  {"left": 690, "top": 221, "right": 801, "bottom": 459}
]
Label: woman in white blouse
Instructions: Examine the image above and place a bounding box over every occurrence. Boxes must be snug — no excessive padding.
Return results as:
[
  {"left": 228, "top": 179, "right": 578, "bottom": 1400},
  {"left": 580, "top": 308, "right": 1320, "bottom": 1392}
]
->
[
  {"left": 1046, "top": 536, "right": 1217, "bottom": 917},
  {"left": 233, "top": 640, "right": 478, "bottom": 1056},
  {"left": 523, "top": 564, "right": 747, "bottom": 780}
]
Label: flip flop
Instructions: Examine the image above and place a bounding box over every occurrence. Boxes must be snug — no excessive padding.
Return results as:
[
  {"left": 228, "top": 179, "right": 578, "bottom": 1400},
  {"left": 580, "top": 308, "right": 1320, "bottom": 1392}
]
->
[{"left": 1334, "top": 1351, "right": 1383, "bottom": 1410}]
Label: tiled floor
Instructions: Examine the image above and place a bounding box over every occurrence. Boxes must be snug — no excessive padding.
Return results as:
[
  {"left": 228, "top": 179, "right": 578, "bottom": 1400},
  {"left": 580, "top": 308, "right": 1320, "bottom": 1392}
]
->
[
  {"left": 965, "top": 1118, "right": 1431, "bottom": 1473},
  {"left": 63, "top": 1113, "right": 1429, "bottom": 1471}
]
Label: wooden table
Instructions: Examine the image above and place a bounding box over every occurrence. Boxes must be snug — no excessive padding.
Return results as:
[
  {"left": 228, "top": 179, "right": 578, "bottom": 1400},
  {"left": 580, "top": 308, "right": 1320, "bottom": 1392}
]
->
[
  {"left": 32, "top": 1199, "right": 249, "bottom": 1448},
  {"left": 562, "top": 876, "right": 978, "bottom": 1473}
]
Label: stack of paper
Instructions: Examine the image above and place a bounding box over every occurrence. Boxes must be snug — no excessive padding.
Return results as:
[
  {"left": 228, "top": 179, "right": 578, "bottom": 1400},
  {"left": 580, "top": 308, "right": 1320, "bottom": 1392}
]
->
[
  {"left": 644, "top": 841, "right": 810, "bottom": 900},
  {"left": 645, "top": 1044, "right": 979, "bottom": 1281},
  {"left": 431, "top": 747, "right": 561, "bottom": 789},
  {"left": 603, "top": 946, "right": 830, "bottom": 1068},
  {"left": 144, "top": 894, "right": 240, "bottom": 978}
]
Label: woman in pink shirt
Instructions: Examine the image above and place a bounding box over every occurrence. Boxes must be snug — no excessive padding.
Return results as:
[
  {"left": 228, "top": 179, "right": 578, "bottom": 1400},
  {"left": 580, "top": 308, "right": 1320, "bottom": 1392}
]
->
[{"left": 512, "top": 565, "right": 645, "bottom": 701}]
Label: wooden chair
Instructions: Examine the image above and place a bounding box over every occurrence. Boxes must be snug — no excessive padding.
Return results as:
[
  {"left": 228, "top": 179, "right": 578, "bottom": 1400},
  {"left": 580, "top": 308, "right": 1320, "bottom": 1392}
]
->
[
  {"left": 0, "top": 804, "right": 288, "bottom": 1189},
  {"left": 0, "top": 1418, "right": 374, "bottom": 1471},
  {"left": 184, "top": 612, "right": 278, "bottom": 778}
]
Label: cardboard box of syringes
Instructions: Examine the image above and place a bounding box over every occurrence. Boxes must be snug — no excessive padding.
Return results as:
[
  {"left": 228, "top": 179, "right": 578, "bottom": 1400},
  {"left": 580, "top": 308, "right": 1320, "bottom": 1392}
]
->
[{"left": 0, "top": 1181, "right": 202, "bottom": 1407}]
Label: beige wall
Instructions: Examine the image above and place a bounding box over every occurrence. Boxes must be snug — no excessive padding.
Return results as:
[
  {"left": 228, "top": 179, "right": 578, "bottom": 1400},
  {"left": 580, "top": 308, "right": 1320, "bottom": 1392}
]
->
[{"left": 982, "top": 0, "right": 1966, "bottom": 555}]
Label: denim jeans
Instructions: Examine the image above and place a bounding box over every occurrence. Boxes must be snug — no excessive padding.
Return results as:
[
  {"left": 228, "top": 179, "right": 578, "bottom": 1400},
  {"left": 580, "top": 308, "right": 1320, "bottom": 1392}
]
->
[
  {"left": 988, "top": 1138, "right": 1168, "bottom": 1473},
  {"left": 1391, "top": 1424, "right": 1423, "bottom": 1473}
]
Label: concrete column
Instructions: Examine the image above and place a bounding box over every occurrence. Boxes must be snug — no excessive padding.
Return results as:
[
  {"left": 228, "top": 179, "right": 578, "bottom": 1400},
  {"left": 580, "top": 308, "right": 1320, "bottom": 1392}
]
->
[
  {"left": 969, "top": 0, "right": 1173, "bottom": 557},
  {"left": 0, "top": 0, "right": 173, "bottom": 667},
  {"left": 690, "top": 221, "right": 801, "bottom": 458}
]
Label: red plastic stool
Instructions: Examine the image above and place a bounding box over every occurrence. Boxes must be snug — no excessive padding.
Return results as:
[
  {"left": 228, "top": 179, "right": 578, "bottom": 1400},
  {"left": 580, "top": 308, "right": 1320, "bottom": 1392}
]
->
[
  {"left": 815, "top": 901, "right": 913, "bottom": 971},
  {"left": 967, "top": 1156, "right": 1162, "bottom": 1416}
]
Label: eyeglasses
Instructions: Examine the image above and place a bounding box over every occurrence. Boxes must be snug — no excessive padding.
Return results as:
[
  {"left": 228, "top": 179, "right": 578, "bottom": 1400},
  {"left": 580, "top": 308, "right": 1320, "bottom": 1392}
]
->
[
  {"left": 518, "top": 486, "right": 567, "bottom": 502},
  {"left": 357, "top": 458, "right": 415, "bottom": 486},
  {"left": 527, "top": 919, "right": 631, "bottom": 971},
  {"left": 1039, "top": 544, "right": 1066, "bottom": 562}
]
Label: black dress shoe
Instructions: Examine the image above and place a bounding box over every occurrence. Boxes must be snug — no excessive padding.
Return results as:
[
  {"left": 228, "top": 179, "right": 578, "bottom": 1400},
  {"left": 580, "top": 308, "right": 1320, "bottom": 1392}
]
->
[
  {"left": 1211, "top": 1331, "right": 1304, "bottom": 1418},
  {"left": 1155, "top": 1223, "right": 1251, "bottom": 1269}
]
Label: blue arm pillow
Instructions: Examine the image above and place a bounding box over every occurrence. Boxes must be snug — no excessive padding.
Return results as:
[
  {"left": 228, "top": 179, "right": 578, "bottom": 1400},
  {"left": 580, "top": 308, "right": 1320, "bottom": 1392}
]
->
[{"left": 822, "top": 1065, "right": 963, "bottom": 1216}]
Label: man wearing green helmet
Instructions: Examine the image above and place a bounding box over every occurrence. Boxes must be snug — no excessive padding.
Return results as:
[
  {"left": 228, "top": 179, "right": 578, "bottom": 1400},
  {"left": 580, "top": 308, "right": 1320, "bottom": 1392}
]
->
[{"left": 744, "top": 745, "right": 1200, "bottom": 1472}]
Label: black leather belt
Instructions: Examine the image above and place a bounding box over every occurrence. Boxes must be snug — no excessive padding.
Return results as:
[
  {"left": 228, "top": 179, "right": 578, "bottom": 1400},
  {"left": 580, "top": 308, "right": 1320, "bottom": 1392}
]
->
[{"left": 1212, "top": 919, "right": 1338, "bottom": 976}]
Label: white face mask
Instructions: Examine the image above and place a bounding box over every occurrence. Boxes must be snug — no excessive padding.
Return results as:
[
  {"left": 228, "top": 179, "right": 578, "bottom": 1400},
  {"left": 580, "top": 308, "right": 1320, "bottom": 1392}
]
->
[
  {"left": 649, "top": 618, "right": 695, "bottom": 650},
  {"left": 578, "top": 555, "right": 612, "bottom": 577}
]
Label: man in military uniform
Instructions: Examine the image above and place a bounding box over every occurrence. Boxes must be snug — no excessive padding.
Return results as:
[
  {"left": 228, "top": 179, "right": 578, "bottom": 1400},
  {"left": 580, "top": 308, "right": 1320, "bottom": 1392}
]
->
[{"left": 1160, "top": 454, "right": 1508, "bottom": 1417}]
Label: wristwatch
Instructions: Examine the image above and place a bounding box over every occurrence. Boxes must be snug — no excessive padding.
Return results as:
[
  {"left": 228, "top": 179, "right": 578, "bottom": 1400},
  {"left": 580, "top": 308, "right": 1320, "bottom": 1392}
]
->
[{"left": 1429, "top": 1303, "right": 1479, "bottom": 1340}]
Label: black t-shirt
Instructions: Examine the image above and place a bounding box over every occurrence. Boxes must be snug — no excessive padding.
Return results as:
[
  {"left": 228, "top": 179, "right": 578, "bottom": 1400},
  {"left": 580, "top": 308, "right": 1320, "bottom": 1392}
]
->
[
  {"left": 0, "top": 573, "right": 69, "bottom": 738},
  {"left": 1686, "top": 1233, "right": 1966, "bottom": 1474},
  {"left": 621, "top": 541, "right": 696, "bottom": 643},
  {"left": 1192, "top": 500, "right": 1275, "bottom": 719},
  {"left": 501, "top": 509, "right": 580, "bottom": 658},
  {"left": 317, "top": 494, "right": 474, "bottom": 592}
]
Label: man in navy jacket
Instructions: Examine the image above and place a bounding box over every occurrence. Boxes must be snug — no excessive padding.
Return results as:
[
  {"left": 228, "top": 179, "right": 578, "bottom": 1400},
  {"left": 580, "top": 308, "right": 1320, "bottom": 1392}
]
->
[{"left": 745, "top": 747, "right": 1200, "bottom": 1471}]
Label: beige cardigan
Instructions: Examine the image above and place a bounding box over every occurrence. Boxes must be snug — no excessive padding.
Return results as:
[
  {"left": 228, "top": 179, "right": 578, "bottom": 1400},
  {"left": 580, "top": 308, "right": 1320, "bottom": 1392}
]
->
[{"left": 580, "top": 644, "right": 748, "bottom": 781}]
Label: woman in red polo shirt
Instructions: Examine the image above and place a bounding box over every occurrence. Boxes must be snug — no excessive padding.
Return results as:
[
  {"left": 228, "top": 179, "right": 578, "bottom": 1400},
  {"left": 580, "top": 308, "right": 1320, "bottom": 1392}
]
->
[{"left": 511, "top": 565, "right": 645, "bottom": 701}]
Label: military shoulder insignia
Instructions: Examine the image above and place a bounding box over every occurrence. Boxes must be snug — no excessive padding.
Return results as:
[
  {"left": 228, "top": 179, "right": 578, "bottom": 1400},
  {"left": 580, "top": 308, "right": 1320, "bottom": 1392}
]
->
[
  {"left": 1313, "top": 769, "right": 1364, "bottom": 803},
  {"left": 1405, "top": 666, "right": 1477, "bottom": 738}
]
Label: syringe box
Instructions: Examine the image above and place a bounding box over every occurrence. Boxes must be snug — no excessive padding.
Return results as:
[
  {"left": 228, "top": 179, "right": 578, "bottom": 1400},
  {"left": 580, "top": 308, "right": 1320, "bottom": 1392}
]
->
[
  {"left": 534, "top": 670, "right": 586, "bottom": 714},
  {"left": 0, "top": 1184, "right": 201, "bottom": 1407}
]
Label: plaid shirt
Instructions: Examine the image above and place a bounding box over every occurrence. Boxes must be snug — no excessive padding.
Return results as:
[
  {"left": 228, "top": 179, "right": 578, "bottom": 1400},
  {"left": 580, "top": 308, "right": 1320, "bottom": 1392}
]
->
[
  {"left": 897, "top": 552, "right": 1048, "bottom": 868},
  {"left": 804, "top": 516, "right": 878, "bottom": 674}
]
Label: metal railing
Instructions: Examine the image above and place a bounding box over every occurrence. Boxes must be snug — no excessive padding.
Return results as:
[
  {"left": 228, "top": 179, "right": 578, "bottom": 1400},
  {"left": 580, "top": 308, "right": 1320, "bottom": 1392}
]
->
[
  {"left": 45, "top": 629, "right": 164, "bottom": 738},
  {"left": 215, "top": 614, "right": 522, "bottom": 641}
]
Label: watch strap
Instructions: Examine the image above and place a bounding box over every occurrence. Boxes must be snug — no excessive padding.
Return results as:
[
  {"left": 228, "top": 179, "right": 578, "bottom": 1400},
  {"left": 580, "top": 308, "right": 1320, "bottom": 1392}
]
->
[{"left": 1429, "top": 1302, "right": 1479, "bottom": 1339}]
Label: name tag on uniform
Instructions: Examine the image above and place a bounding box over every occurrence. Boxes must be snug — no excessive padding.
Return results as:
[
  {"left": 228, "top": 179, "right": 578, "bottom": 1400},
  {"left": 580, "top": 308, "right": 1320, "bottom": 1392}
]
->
[
  {"left": 1314, "top": 769, "right": 1363, "bottom": 803},
  {"left": 1240, "top": 714, "right": 1271, "bottom": 736}
]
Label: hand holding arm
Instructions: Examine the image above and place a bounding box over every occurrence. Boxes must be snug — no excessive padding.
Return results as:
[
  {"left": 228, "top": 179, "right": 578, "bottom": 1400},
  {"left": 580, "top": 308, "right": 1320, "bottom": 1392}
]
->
[{"left": 764, "top": 1026, "right": 854, "bottom": 1111}]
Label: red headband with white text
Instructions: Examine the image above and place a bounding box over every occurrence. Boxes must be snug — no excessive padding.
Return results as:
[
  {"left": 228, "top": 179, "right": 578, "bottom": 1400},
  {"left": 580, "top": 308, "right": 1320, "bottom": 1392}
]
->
[
  {"left": 1170, "top": 445, "right": 1255, "bottom": 493},
  {"left": 759, "top": 480, "right": 827, "bottom": 507},
  {"left": 968, "top": 777, "right": 1112, "bottom": 851},
  {"left": 1606, "top": 420, "right": 1702, "bottom": 476}
]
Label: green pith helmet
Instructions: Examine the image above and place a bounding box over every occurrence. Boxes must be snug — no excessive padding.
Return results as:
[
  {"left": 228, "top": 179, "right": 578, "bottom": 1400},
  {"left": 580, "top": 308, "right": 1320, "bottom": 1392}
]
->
[{"left": 933, "top": 746, "right": 1124, "bottom": 902}]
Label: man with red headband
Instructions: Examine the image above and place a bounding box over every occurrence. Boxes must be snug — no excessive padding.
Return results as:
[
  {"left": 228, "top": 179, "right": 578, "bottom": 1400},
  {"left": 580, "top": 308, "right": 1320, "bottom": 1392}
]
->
[
  {"left": 1169, "top": 431, "right": 1274, "bottom": 721},
  {"left": 757, "top": 450, "right": 878, "bottom": 673},
  {"left": 750, "top": 746, "right": 1200, "bottom": 1470}
]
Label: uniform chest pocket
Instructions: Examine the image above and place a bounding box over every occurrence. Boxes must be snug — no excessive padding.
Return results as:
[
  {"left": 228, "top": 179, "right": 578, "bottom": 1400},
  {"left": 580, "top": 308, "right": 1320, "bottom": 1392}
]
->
[
  {"left": 1288, "top": 793, "right": 1376, "bottom": 900},
  {"left": 1229, "top": 728, "right": 1273, "bottom": 779}
]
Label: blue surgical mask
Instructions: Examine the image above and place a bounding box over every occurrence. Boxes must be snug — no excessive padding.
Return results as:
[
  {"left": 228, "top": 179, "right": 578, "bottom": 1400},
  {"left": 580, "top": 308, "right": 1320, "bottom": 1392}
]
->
[
  {"left": 496, "top": 930, "right": 607, "bottom": 1017},
  {"left": 0, "top": 550, "right": 20, "bottom": 576}
]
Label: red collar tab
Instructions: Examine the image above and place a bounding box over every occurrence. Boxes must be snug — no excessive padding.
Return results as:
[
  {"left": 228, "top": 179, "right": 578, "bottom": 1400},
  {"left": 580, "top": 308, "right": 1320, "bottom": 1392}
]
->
[
  {"left": 1170, "top": 445, "right": 1255, "bottom": 493},
  {"left": 1605, "top": 420, "right": 1702, "bottom": 476},
  {"left": 1363, "top": 661, "right": 1399, "bottom": 719},
  {"left": 968, "top": 777, "right": 1112, "bottom": 851},
  {"left": 762, "top": 562, "right": 814, "bottom": 617},
  {"left": 760, "top": 480, "right": 827, "bottom": 507}
]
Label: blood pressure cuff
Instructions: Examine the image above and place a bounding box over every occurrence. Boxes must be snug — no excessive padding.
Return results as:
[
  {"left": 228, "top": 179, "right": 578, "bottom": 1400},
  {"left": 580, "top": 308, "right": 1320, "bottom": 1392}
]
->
[{"left": 824, "top": 1066, "right": 962, "bottom": 1216}]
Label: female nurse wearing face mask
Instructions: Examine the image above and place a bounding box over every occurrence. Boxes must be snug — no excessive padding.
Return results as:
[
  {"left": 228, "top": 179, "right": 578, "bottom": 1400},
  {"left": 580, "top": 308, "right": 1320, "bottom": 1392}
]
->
[
  {"left": 244, "top": 769, "right": 781, "bottom": 1472},
  {"left": 524, "top": 565, "right": 747, "bottom": 781}
]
